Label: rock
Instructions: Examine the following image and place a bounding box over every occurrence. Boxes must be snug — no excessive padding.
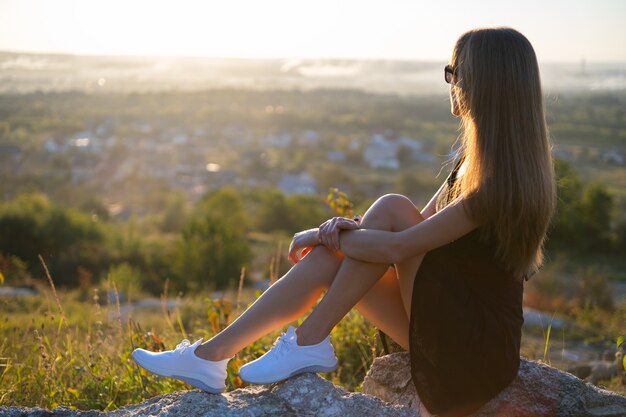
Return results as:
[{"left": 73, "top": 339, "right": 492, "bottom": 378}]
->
[
  {"left": 361, "top": 352, "right": 420, "bottom": 411},
  {"left": 362, "top": 352, "right": 626, "bottom": 417},
  {"left": 4, "top": 353, "right": 625, "bottom": 417},
  {"left": 567, "top": 363, "right": 593, "bottom": 380},
  {"left": 0, "top": 373, "right": 416, "bottom": 417},
  {"left": 585, "top": 361, "right": 620, "bottom": 385},
  {"left": 567, "top": 345, "right": 625, "bottom": 385}
]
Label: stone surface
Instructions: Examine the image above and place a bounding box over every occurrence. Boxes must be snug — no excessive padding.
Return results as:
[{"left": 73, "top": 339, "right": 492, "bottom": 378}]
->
[
  {"left": 362, "top": 352, "right": 626, "bottom": 417},
  {"left": 3, "top": 353, "right": 625, "bottom": 417},
  {"left": 0, "top": 372, "right": 416, "bottom": 417}
]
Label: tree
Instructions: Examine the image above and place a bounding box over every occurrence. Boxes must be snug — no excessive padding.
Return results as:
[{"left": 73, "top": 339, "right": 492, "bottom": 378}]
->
[
  {"left": 580, "top": 182, "right": 615, "bottom": 249},
  {"left": 172, "top": 188, "right": 251, "bottom": 292},
  {"left": 0, "top": 193, "right": 106, "bottom": 286},
  {"left": 286, "top": 194, "right": 328, "bottom": 233},
  {"left": 108, "top": 262, "right": 142, "bottom": 298},
  {"left": 548, "top": 159, "right": 616, "bottom": 252},
  {"left": 255, "top": 189, "right": 293, "bottom": 233},
  {"left": 197, "top": 187, "right": 248, "bottom": 235},
  {"left": 396, "top": 144, "right": 414, "bottom": 168},
  {"left": 550, "top": 159, "right": 584, "bottom": 245},
  {"left": 254, "top": 189, "right": 329, "bottom": 234},
  {"left": 160, "top": 191, "right": 187, "bottom": 233}
]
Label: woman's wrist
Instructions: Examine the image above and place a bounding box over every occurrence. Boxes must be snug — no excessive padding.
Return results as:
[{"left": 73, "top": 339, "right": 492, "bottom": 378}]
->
[
  {"left": 307, "top": 228, "right": 320, "bottom": 246},
  {"left": 294, "top": 228, "right": 320, "bottom": 247}
]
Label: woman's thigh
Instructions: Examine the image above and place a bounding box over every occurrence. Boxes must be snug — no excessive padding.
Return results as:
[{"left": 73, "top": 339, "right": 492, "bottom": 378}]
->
[
  {"left": 358, "top": 193, "right": 426, "bottom": 318},
  {"left": 394, "top": 252, "right": 426, "bottom": 318},
  {"left": 355, "top": 266, "right": 411, "bottom": 351},
  {"left": 352, "top": 193, "right": 428, "bottom": 351},
  {"left": 353, "top": 253, "right": 425, "bottom": 351}
]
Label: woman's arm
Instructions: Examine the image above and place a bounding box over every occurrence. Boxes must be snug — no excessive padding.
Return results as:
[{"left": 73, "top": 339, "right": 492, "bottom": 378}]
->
[{"left": 338, "top": 195, "right": 479, "bottom": 264}]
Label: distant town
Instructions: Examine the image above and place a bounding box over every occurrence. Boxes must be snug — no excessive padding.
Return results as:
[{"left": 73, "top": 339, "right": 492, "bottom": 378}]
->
[{"left": 2, "top": 111, "right": 624, "bottom": 223}]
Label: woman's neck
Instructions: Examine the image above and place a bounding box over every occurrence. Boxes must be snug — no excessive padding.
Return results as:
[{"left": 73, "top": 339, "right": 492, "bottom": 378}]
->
[{"left": 458, "top": 157, "right": 468, "bottom": 177}]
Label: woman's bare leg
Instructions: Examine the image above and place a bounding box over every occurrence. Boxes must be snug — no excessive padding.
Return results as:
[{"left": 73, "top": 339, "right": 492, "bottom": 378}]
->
[
  {"left": 295, "top": 194, "right": 425, "bottom": 347},
  {"left": 354, "top": 266, "right": 411, "bottom": 350},
  {"left": 197, "top": 249, "right": 411, "bottom": 359},
  {"left": 195, "top": 246, "right": 343, "bottom": 361},
  {"left": 195, "top": 193, "right": 423, "bottom": 360}
]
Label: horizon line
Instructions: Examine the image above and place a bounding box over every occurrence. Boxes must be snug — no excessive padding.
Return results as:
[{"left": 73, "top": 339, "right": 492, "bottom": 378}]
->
[{"left": 1, "top": 48, "right": 625, "bottom": 66}]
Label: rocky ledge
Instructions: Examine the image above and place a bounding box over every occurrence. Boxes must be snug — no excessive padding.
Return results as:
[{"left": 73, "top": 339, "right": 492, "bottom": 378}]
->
[
  {"left": 1, "top": 353, "right": 625, "bottom": 416},
  {"left": 362, "top": 352, "right": 626, "bottom": 417},
  {"left": 0, "top": 371, "right": 413, "bottom": 417}
]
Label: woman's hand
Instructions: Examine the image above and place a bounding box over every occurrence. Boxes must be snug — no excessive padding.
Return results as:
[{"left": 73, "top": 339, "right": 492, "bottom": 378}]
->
[
  {"left": 318, "top": 215, "right": 361, "bottom": 252},
  {"left": 288, "top": 228, "right": 320, "bottom": 264}
]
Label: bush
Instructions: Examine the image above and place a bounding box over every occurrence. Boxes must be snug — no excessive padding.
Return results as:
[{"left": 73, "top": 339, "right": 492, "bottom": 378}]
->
[
  {"left": 0, "top": 193, "right": 106, "bottom": 286},
  {"left": 107, "top": 263, "right": 143, "bottom": 298},
  {"left": 549, "top": 159, "right": 616, "bottom": 252},
  {"left": 172, "top": 188, "right": 251, "bottom": 292}
]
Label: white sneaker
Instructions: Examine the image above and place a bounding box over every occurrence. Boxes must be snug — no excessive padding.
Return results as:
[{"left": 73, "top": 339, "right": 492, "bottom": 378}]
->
[
  {"left": 238, "top": 325, "right": 338, "bottom": 385},
  {"left": 131, "top": 338, "right": 233, "bottom": 393}
]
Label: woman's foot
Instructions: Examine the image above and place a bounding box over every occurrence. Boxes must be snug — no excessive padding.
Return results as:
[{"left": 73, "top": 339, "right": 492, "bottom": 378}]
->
[
  {"left": 238, "top": 325, "right": 338, "bottom": 385},
  {"left": 131, "top": 338, "right": 234, "bottom": 393}
]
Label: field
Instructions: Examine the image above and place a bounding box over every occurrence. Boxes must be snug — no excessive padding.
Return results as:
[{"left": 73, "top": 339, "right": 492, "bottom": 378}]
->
[
  {"left": 1, "top": 254, "right": 624, "bottom": 411},
  {"left": 0, "top": 277, "right": 387, "bottom": 410},
  {"left": 0, "top": 68, "right": 625, "bottom": 410}
]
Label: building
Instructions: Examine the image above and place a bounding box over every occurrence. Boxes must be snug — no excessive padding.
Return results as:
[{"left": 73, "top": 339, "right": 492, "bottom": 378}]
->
[{"left": 278, "top": 172, "right": 317, "bottom": 195}]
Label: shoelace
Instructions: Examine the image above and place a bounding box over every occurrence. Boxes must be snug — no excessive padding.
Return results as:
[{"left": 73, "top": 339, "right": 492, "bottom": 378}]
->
[
  {"left": 174, "top": 339, "right": 192, "bottom": 354},
  {"left": 271, "top": 332, "right": 294, "bottom": 358}
]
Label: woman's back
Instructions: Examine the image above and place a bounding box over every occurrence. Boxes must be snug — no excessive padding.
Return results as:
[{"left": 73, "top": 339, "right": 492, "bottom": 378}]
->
[{"left": 409, "top": 156, "right": 524, "bottom": 417}]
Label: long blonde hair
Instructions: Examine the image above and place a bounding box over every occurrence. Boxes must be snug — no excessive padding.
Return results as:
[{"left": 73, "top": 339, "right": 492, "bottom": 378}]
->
[{"left": 448, "top": 27, "right": 556, "bottom": 279}]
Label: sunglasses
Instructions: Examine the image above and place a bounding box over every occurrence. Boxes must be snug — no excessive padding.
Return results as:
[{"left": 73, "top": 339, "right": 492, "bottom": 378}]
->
[{"left": 444, "top": 65, "right": 456, "bottom": 84}]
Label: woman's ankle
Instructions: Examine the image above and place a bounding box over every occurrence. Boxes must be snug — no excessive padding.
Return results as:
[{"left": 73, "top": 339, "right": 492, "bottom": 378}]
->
[
  {"left": 194, "top": 341, "right": 234, "bottom": 361},
  {"left": 295, "top": 326, "right": 328, "bottom": 347}
]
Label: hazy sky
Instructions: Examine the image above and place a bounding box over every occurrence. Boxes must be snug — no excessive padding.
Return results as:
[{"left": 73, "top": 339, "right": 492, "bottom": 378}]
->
[{"left": 0, "top": 0, "right": 624, "bottom": 62}]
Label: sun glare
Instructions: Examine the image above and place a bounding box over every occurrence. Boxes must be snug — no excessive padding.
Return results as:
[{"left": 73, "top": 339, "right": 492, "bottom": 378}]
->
[
  {"left": 57, "top": 0, "right": 355, "bottom": 59},
  {"left": 0, "top": 0, "right": 624, "bottom": 61}
]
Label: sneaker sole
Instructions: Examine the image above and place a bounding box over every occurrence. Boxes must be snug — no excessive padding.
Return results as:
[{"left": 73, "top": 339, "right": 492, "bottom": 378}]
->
[
  {"left": 131, "top": 351, "right": 225, "bottom": 394},
  {"left": 240, "top": 361, "right": 338, "bottom": 385}
]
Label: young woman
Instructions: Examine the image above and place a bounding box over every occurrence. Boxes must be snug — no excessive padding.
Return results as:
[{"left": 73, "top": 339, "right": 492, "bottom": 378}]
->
[{"left": 132, "top": 27, "right": 556, "bottom": 417}]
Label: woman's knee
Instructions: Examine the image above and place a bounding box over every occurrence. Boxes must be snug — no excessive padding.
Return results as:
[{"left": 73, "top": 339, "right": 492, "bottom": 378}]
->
[{"left": 362, "top": 193, "right": 423, "bottom": 231}]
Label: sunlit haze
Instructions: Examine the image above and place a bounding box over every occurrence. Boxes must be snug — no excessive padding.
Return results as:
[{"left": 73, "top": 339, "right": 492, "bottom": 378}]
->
[{"left": 0, "top": 0, "right": 624, "bottom": 62}]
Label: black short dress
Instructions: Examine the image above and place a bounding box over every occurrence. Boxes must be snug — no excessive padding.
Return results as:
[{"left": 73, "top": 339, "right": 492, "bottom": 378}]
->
[{"left": 408, "top": 156, "right": 525, "bottom": 417}]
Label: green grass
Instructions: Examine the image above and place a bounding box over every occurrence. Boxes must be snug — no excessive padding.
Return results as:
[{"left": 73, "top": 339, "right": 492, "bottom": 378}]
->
[
  {"left": 1, "top": 261, "right": 624, "bottom": 410},
  {"left": 0, "top": 280, "right": 392, "bottom": 410}
]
